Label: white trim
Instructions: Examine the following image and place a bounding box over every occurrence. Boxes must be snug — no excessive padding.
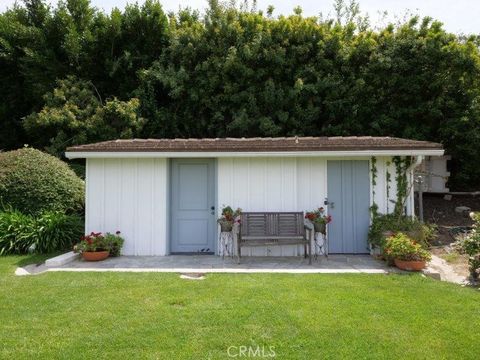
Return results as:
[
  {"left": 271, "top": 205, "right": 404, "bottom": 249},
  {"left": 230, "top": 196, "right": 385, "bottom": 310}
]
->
[{"left": 66, "top": 149, "right": 444, "bottom": 159}]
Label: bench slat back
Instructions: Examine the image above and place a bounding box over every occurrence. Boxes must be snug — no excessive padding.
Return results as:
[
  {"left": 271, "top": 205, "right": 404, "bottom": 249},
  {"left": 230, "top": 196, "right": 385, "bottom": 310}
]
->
[{"left": 240, "top": 212, "right": 305, "bottom": 238}]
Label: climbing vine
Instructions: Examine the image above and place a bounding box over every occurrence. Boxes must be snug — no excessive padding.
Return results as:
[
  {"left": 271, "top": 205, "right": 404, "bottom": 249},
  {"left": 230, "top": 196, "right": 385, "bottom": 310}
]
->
[
  {"left": 392, "top": 156, "right": 413, "bottom": 216},
  {"left": 385, "top": 161, "right": 391, "bottom": 213},
  {"left": 370, "top": 157, "right": 378, "bottom": 218}
]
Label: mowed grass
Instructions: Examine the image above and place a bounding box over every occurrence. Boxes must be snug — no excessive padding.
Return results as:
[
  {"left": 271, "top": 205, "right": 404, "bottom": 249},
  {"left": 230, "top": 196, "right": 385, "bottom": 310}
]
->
[{"left": 0, "top": 256, "right": 479, "bottom": 359}]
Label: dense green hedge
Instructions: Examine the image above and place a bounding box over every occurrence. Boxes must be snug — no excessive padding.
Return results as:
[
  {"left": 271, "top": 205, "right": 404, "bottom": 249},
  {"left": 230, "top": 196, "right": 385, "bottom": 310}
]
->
[
  {"left": 0, "top": 148, "right": 84, "bottom": 215},
  {"left": 0, "top": 210, "right": 84, "bottom": 255},
  {"left": 1, "top": 1, "right": 480, "bottom": 189}
]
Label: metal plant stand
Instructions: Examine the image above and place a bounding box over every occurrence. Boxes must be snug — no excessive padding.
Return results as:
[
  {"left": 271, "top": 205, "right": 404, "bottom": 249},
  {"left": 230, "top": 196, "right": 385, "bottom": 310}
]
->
[
  {"left": 313, "top": 232, "right": 328, "bottom": 260},
  {"left": 218, "top": 231, "right": 234, "bottom": 259}
]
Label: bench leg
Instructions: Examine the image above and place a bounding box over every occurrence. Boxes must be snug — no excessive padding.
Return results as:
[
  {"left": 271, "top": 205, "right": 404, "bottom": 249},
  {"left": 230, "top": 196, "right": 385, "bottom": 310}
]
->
[
  {"left": 237, "top": 246, "right": 241, "bottom": 264},
  {"left": 304, "top": 244, "right": 307, "bottom": 259},
  {"left": 309, "top": 239, "right": 312, "bottom": 265}
]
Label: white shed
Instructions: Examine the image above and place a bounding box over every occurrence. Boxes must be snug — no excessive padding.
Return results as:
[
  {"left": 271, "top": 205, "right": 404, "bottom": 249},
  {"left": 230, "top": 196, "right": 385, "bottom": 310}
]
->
[{"left": 65, "top": 137, "right": 443, "bottom": 256}]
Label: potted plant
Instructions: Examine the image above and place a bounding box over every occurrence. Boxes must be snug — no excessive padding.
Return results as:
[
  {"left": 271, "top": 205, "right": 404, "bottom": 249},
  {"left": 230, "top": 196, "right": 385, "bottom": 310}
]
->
[
  {"left": 74, "top": 232, "right": 109, "bottom": 261},
  {"left": 305, "top": 207, "right": 332, "bottom": 234},
  {"left": 384, "top": 232, "right": 431, "bottom": 271},
  {"left": 217, "top": 206, "right": 242, "bottom": 232},
  {"left": 104, "top": 231, "right": 125, "bottom": 257}
]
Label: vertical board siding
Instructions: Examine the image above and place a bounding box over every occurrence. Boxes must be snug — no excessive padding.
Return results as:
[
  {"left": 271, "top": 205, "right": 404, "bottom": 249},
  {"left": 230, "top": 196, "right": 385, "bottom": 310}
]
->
[
  {"left": 85, "top": 155, "right": 408, "bottom": 257},
  {"left": 373, "top": 156, "right": 412, "bottom": 216},
  {"left": 218, "top": 157, "right": 327, "bottom": 256},
  {"left": 86, "top": 158, "right": 168, "bottom": 255}
]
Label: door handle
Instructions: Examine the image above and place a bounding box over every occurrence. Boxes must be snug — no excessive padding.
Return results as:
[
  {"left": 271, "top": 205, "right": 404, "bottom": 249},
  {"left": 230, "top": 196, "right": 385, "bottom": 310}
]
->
[
  {"left": 211, "top": 206, "right": 215, "bottom": 210},
  {"left": 324, "top": 198, "right": 335, "bottom": 209}
]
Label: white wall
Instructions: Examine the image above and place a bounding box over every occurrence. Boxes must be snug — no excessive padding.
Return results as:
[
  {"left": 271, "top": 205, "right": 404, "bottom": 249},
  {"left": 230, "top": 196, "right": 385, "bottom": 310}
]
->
[
  {"left": 218, "top": 157, "right": 325, "bottom": 256},
  {"left": 84, "top": 155, "right": 413, "bottom": 257},
  {"left": 217, "top": 156, "right": 411, "bottom": 256},
  {"left": 86, "top": 158, "right": 168, "bottom": 255}
]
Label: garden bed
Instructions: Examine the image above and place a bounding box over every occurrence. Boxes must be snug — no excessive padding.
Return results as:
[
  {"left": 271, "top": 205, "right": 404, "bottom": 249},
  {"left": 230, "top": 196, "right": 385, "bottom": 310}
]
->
[{"left": 419, "top": 193, "right": 480, "bottom": 279}]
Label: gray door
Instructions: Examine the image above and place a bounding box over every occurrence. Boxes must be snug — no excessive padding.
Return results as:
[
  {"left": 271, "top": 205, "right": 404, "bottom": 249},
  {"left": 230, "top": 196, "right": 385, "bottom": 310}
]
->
[
  {"left": 327, "top": 160, "right": 370, "bottom": 254},
  {"left": 170, "top": 159, "right": 216, "bottom": 254}
]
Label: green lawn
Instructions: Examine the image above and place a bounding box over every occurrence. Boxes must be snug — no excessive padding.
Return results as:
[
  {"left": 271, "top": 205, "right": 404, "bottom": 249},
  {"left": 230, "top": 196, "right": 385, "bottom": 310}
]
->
[{"left": 0, "top": 256, "right": 479, "bottom": 359}]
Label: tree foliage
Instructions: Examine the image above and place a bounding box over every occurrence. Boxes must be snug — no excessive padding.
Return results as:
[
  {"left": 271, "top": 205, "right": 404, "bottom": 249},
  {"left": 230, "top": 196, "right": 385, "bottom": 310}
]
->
[
  {"left": 23, "top": 76, "right": 144, "bottom": 155},
  {"left": 1, "top": 0, "right": 480, "bottom": 189}
]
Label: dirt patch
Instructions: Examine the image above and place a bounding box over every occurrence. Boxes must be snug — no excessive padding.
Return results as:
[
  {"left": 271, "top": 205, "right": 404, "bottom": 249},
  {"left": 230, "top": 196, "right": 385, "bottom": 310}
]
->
[
  {"left": 417, "top": 193, "right": 479, "bottom": 246},
  {"left": 418, "top": 194, "right": 479, "bottom": 279},
  {"left": 430, "top": 247, "right": 470, "bottom": 278},
  {"left": 419, "top": 193, "right": 480, "bottom": 227}
]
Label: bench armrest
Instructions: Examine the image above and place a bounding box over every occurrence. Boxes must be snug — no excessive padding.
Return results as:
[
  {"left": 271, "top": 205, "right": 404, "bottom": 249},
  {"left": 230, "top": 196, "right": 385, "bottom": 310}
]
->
[{"left": 304, "top": 220, "right": 314, "bottom": 231}]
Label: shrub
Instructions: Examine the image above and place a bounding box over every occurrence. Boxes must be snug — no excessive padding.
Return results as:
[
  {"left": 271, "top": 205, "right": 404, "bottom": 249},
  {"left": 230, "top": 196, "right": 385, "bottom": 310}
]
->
[
  {"left": 34, "top": 212, "right": 84, "bottom": 253},
  {"left": 456, "top": 212, "right": 480, "bottom": 279},
  {"left": 0, "top": 210, "right": 83, "bottom": 255},
  {"left": 0, "top": 148, "right": 84, "bottom": 215},
  {"left": 384, "top": 233, "right": 432, "bottom": 262},
  {"left": 0, "top": 210, "right": 37, "bottom": 255},
  {"left": 369, "top": 214, "right": 436, "bottom": 250}
]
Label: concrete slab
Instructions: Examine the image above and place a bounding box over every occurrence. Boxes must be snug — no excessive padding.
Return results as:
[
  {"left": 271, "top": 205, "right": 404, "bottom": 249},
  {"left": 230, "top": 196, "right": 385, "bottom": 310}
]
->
[
  {"left": 36, "top": 255, "right": 391, "bottom": 274},
  {"left": 424, "top": 254, "right": 467, "bottom": 284}
]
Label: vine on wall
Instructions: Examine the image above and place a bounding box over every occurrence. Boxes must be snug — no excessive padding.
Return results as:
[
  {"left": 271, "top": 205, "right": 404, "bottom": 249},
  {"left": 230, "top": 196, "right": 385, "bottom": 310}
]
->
[
  {"left": 371, "top": 156, "right": 413, "bottom": 218},
  {"left": 392, "top": 156, "right": 413, "bottom": 216},
  {"left": 385, "top": 161, "right": 391, "bottom": 213},
  {"left": 370, "top": 156, "right": 378, "bottom": 218}
]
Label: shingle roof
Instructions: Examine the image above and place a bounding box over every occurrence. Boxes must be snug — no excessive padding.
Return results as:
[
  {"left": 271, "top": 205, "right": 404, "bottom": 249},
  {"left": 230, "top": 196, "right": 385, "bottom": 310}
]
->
[{"left": 66, "top": 136, "right": 443, "bottom": 153}]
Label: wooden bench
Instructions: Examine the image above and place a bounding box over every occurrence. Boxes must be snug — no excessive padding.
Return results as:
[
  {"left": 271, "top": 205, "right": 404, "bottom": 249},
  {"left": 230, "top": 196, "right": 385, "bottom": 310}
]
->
[{"left": 237, "top": 212, "right": 312, "bottom": 264}]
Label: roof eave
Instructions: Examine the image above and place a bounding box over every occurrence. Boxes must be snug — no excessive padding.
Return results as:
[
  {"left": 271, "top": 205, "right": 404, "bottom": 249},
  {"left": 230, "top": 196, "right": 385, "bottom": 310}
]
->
[{"left": 65, "top": 149, "right": 444, "bottom": 159}]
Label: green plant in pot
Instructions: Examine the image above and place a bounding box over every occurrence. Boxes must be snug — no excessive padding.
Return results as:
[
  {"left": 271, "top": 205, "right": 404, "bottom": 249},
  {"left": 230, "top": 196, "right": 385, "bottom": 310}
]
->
[
  {"left": 74, "top": 232, "right": 110, "bottom": 261},
  {"left": 217, "top": 206, "right": 242, "bottom": 232},
  {"left": 305, "top": 207, "right": 332, "bottom": 234},
  {"left": 104, "top": 231, "right": 125, "bottom": 257},
  {"left": 384, "top": 232, "right": 431, "bottom": 271}
]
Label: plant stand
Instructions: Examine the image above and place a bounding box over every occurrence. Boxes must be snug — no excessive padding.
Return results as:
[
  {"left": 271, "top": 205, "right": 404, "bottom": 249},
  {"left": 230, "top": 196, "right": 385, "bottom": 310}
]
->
[
  {"left": 313, "top": 232, "right": 328, "bottom": 260},
  {"left": 218, "top": 231, "right": 234, "bottom": 259}
]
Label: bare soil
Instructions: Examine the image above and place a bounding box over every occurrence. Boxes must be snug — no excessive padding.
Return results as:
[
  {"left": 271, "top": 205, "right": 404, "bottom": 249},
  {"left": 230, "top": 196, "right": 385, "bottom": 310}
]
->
[
  {"left": 419, "top": 193, "right": 480, "bottom": 278},
  {"left": 420, "top": 193, "right": 480, "bottom": 227}
]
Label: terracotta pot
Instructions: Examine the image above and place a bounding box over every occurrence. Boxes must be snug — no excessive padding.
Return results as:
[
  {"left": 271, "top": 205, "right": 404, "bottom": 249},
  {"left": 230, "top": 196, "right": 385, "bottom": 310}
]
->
[
  {"left": 394, "top": 258, "right": 426, "bottom": 271},
  {"left": 314, "top": 223, "right": 326, "bottom": 234},
  {"left": 82, "top": 251, "right": 109, "bottom": 261}
]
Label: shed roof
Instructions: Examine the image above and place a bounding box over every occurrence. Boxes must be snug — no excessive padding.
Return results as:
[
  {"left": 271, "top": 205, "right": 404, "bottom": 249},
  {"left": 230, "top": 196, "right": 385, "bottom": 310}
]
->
[{"left": 66, "top": 136, "right": 442, "bottom": 153}]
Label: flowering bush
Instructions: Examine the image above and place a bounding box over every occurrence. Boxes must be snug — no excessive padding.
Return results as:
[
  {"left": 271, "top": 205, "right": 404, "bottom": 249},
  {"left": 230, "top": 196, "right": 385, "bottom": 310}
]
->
[
  {"left": 305, "top": 207, "right": 332, "bottom": 225},
  {"left": 456, "top": 212, "right": 480, "bottom": 279},
  {"left": 384, "top": 232, "right": 431, "bottom": 262},
  {"left": 74, "top": 232, "right": 107, "bottom": 253}
]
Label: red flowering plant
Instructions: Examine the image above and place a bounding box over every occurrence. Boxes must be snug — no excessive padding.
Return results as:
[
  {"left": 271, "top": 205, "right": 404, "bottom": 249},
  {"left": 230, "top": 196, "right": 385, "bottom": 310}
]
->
[
  {"left": 74, "top": 232, "right": 107, "bottom": 253},
  {"left": 305, "top": 207, "right": 332, "bottom": 233}
]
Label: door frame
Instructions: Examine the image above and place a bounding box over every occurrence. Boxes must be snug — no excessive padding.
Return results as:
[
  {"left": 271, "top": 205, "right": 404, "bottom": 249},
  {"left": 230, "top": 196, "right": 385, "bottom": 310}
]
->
[{"left": 168, "top": 158, "right": 217, "bottom": 255}]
